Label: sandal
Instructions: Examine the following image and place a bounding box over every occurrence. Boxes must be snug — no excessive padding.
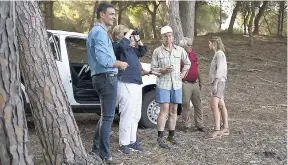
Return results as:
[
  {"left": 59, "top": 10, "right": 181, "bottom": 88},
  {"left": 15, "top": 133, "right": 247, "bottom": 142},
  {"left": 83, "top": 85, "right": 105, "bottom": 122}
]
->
[
  {"left": 221, "top": 127, "right": 230, "bottom": 136},
  {"left": 204, "top": 130, "right": 222, "bottom": 139}
]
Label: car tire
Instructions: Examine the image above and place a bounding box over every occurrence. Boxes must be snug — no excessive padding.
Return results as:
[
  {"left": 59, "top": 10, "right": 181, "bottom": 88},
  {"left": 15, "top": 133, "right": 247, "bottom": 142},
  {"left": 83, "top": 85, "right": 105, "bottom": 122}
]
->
[{"left": 139, "top": 90, "right": 158, "bottom": 128}]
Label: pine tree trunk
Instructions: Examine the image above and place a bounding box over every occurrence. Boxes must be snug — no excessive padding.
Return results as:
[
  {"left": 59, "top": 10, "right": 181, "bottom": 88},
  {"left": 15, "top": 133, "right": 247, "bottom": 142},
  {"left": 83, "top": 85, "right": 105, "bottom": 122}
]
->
[
  {"left": 15, "top": 1, "right": 88, "bottom": 164},
  {"left": 90, "top": 1, "right": 98, "bottom": 30},
  {"left": 253, "top": 1, "right": 268, "bottom": 35},
  {"left": 179, "top": 1, "right": 195, "bottom": 44},
  {"left": 0, "top": 1, "right": 34, "bottom": 165},
  {"left": 279, "top": 1, "right": 285, "bottom": 37},
  {"left": 219, "top": 0, "right": 222, "bottom": 31},
  {"left": 194, "top": 1, "right": 199, "bottom": 36},
  {"left": 228, "top": 1, "right": 241, "bottom": 34},
  {"left": 168, "top": 1, "right": 184, "bottom": 44}
]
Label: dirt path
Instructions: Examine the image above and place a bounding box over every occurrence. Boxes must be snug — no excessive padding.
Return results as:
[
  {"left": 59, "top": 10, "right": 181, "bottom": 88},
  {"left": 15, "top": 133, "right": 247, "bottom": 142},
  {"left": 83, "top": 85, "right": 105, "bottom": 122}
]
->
[{"left": 29, "top": 34, "right": 287, "bottom": 165}]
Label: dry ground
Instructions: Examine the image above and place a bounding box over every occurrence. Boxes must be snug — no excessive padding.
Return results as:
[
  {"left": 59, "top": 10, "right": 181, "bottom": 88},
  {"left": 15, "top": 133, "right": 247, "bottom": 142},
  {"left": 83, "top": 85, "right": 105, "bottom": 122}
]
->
[{"left": 29, "top": 34, "right": 287, "bottom": 165}]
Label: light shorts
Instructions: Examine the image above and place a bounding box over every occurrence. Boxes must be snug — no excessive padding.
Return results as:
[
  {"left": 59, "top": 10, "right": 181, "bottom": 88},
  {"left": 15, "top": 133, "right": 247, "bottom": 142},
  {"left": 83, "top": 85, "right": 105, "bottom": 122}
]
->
[
  {"left": 213, "top": 81, "right": 226, "bottom": 99},
  {"left": 156, "top": 87, "right": 182, "bottom": 104}
]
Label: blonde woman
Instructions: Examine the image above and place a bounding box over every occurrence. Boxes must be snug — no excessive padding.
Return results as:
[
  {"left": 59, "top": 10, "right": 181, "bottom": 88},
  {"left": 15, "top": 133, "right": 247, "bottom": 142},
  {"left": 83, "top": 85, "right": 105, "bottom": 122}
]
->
[
  {"left": 111, "top": 25, "right": 147, "bottom": 154},
  {"left": 205, "top": 36, "right": 229, "bottom": 139}
]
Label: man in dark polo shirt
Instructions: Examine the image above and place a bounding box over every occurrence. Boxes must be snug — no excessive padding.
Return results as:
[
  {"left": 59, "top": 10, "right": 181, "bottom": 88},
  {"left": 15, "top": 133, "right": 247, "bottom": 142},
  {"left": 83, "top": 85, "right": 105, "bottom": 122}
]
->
[{"left": 180, "top": 37, "right": 205, "bottom": 132}]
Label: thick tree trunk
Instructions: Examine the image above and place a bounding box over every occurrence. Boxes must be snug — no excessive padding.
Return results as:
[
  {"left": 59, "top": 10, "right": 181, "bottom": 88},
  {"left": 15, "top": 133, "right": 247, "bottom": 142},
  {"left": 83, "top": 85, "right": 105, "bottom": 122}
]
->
[
  {"left": 248, "top": 2, "right": 255, "bottom": 47},
  {"left": 263, "top": 14, "right": 272, "bottom": 35},
  {"left": 168, "top": 1, "right": 184, "bottom": 44},
  {"left": 253, "top": 1, "right": 268, "bottom": 35},
  {"left": 43, "top": 1, "right": 54, "bottom": 29},
  {"left": 179, "top": 1, "right": 195, "bottom": 44},
  {"left": 228, "top": 1, "right": 241, "bottom": 34},
  {"left": 0, "top": 2, "right": 34, "bottom": 165},
  {"left": 15, "top": 1, "right": 88, "bottom": 164}
]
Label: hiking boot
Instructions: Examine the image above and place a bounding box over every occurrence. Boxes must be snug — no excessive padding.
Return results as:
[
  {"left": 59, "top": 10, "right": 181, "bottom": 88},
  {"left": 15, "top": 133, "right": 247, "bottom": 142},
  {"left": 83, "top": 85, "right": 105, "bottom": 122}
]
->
[
  {"left": 104, "top": 157, "right": 123, "bottom": 165},
  {"left": 128, "top": 141, "right": 143, "bottom": 151},
  {"left": 157, "top": 137, "right": 170, "bottom": 149},
  {"left": 119, "top": 145, "right": 130, "bottom": 154},
  {"left": 167, "top": 136, "right": 178, "bottom": 145}
]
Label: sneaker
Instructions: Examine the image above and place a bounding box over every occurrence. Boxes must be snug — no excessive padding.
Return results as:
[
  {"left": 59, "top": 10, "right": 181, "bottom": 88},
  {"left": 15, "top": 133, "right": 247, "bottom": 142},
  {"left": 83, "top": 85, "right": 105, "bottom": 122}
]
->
[
  {"left": 104, "top": 157, "right": 123, "bottom": 165},
  {"left": 157, "top": 137, "right": 170, "bottom": 149},
  {"left": 167, "top": 136, "right": 178, "bottom": 145},
  {"left": 119, "top": 145, "right": 130, "bottom": 154},
  {"left": 128, "top": 141, "right": 143, "bottom": 151}
]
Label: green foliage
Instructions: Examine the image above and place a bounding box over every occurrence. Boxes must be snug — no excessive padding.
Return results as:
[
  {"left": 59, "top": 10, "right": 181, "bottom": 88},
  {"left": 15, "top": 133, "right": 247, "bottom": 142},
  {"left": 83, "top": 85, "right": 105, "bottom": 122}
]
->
[
  {"left": 53, "top": 1, "right": 94, "bottom": 33},
  {"left": 196, "top": 3, "right": 228, "bottom": 34}
]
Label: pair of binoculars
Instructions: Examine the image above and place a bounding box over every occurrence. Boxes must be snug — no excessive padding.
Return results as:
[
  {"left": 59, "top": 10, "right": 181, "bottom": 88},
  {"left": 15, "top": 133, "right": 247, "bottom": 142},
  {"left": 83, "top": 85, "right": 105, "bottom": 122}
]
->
[{"left": 124, "top": 29, "right": 140, "bottom": 35}]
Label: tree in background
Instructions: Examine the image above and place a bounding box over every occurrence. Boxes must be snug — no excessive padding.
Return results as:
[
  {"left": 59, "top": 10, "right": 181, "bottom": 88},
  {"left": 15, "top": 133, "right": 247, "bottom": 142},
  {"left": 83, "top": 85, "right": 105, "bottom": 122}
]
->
[
  {"left": 228, "top": 1, "right": 241, "bottom": 34},
  {"left": 39, "top": 1, "right": 54, "bottom": 29},
  {"left": 253, "top": 1, "right": 269, "bottom": 35},
  {"left": 144, "top": 1, "right": 161, "bottom": 39},
  {"left": 168, "top": 1, "right": 184, "bottom": 44},
  {"left": 248, "top": 1, "right": 255, "bottom": 47},
  {"left": 179, "top": 1, "right": 196, "bottom": 44},
  {"left": 0, "top": 2, "right": 34, "bottom": 164}
]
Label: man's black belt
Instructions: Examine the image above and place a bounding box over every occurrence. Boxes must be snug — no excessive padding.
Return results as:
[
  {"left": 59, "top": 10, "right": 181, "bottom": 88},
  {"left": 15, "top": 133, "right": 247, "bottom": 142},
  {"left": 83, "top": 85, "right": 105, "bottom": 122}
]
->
[
  {"left": 182, "top": 80, "right": 197, "bottom": 84},
  {"left": 93, "top": 72, "right": 117, "bottom": 77}
]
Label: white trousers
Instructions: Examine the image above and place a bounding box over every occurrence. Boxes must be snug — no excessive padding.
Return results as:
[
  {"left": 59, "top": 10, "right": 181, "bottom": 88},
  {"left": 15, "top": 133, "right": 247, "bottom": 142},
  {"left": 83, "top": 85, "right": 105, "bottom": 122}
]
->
[{"left": 117, "top": 81, "right": 142, "bottom": 146}]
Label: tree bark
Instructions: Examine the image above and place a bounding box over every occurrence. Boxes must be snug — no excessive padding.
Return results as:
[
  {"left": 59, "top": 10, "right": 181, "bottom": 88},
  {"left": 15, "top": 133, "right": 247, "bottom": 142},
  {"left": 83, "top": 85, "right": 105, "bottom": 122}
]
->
[
  {"left": 277, "top": 1, "right": 285, "bottom": 37},
  {"left": 168, "top": 1, "right": 184, "bottom": 44},
  {"left": 228, "top": 1, "right": 241, "bottom": 34},
  {"left": 179, "top": 1, "right": 195, "bottom": 44},
  {"left": 248, "top": 2, "right": 255, "bottom": 47},
  {"left": 15, "top": 1, "right": 88, "bottom": 164},
  {"left": 0, "top": 1, "right": 34, "bottom": 165},
  {"left": 43, "top": 1, "right": 54, "bottom": 29},
  {"left": 253, "top": 1, "right": 268, "bottom": 35}
]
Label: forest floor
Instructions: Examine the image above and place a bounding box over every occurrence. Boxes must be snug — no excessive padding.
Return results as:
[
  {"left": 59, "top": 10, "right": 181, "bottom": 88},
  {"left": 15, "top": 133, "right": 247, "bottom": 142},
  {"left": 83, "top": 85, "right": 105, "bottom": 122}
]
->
[{"left": 28, "top": 34, "right": 287, "bottom": 165}]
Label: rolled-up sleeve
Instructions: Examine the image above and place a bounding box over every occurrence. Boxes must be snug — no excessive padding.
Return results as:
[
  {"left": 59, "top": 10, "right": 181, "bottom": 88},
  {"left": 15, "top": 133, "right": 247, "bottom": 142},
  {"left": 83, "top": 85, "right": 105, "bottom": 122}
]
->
[
  {"left": 181, "top": 48, "right": 191, "bottom": 71},
  {"left": 94, "top": 31, "right": 115, "bottom": 67},
  {"left": 151, "top": 49, "right": 161, "bottom": 72}
]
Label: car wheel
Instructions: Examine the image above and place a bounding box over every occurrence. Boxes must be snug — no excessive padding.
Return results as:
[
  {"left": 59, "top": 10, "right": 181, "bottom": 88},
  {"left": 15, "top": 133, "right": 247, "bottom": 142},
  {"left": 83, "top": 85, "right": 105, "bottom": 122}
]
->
[{"left": 139, "top": 90, "right": 159, "bottom": 128}]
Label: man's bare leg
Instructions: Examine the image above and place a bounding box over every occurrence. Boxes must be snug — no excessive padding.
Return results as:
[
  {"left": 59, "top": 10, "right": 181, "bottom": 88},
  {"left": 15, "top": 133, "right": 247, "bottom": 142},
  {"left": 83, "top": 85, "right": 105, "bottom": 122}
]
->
[
  {"left": 157, "top": 103, "right": 170, "bottom": 148},
  {"left": 167, "top": 103, "right": 178, "bottom": 144}
]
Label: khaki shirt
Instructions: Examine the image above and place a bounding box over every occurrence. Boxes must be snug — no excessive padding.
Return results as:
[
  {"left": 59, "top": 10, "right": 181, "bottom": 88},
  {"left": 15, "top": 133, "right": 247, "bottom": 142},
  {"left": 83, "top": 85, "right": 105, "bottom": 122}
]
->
[
  {"left": 151, "top": 44, "right": 191, "bottom": 90},
  {"left": 209, "top": 50, "right": 227, "bottom": 84}
]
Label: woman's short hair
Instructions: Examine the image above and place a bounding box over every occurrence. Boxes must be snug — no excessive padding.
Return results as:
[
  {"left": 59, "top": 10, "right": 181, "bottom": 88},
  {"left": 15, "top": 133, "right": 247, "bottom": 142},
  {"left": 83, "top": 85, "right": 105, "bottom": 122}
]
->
[
  {"left": 209, "top": 36, "right": 225, "bottom": 53},
  {"left": 111, "top": 25, "right": 129, "bottom": 41},
  {"left": 179, "top": 37, "right": 192, "bottom": 48}
]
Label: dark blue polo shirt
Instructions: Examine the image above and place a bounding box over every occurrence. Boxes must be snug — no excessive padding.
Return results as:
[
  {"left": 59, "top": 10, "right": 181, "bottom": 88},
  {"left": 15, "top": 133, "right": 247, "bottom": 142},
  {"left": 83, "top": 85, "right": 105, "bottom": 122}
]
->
[{"left": 112, "top": 38, "right": 147, "bottom": 84}]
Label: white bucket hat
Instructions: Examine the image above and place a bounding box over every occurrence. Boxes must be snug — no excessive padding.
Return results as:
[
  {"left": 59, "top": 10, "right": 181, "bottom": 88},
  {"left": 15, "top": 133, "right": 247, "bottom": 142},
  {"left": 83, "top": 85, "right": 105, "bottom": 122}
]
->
[{"left": 160, "top": 25, "right": 173, "bottom": 35}]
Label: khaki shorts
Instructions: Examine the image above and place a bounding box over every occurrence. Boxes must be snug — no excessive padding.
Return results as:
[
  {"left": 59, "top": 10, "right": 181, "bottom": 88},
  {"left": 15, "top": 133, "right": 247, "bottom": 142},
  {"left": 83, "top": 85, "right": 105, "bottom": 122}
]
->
[{"left": 212, "top": 81, "right": 226, "bottom": 99}]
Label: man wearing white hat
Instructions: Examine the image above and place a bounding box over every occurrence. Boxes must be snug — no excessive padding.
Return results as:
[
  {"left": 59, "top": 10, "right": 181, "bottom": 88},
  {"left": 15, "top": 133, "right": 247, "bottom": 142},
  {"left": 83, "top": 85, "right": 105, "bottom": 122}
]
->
[{"left": 151, "top": 25, "right": 191, "bottom": 149}]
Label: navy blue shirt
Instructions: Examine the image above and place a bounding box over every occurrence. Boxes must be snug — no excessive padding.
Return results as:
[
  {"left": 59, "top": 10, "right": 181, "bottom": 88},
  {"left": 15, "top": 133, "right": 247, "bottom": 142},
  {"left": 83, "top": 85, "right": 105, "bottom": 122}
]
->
[{"left": 112, "top": 38, "right": 147, "bottom": 84}]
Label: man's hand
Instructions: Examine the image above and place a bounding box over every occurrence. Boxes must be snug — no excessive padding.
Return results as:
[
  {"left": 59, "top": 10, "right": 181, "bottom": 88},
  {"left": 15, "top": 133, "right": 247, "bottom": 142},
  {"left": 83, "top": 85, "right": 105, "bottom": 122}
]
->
[
  {"left": 119, "top": 62, "right": 128, "bottom": 71},
  {"left": 160, "top": 67, "right": 173, "bottom": 74},
  {"left": 180, "top": 72, "right": 185, "bottom": 79},
  {"left": 212, "top": 84, "right": 217, "bottom": 95}
]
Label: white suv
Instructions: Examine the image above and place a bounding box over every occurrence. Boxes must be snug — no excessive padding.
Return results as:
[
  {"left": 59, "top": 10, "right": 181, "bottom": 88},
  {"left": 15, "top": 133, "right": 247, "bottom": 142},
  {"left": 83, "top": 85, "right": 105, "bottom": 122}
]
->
[{"left": 21, "top": 30, "right": 161, "bottom": 128}]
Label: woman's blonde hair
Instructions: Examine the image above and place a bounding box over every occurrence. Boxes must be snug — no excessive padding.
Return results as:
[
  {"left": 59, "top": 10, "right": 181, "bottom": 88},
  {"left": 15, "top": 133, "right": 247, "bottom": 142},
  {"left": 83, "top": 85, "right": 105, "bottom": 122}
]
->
[
  {"left": 209, "top": 36, "right": 225, "bottom": 53},
  {"left": 111, "top": 25, "right": 129, "bottom": 41}
]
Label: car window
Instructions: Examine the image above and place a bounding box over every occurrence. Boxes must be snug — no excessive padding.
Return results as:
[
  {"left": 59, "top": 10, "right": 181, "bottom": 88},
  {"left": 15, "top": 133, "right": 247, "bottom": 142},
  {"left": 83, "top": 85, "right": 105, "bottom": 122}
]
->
[{"left": 65, "top": 37, "right": 87, "bottom": 63}]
